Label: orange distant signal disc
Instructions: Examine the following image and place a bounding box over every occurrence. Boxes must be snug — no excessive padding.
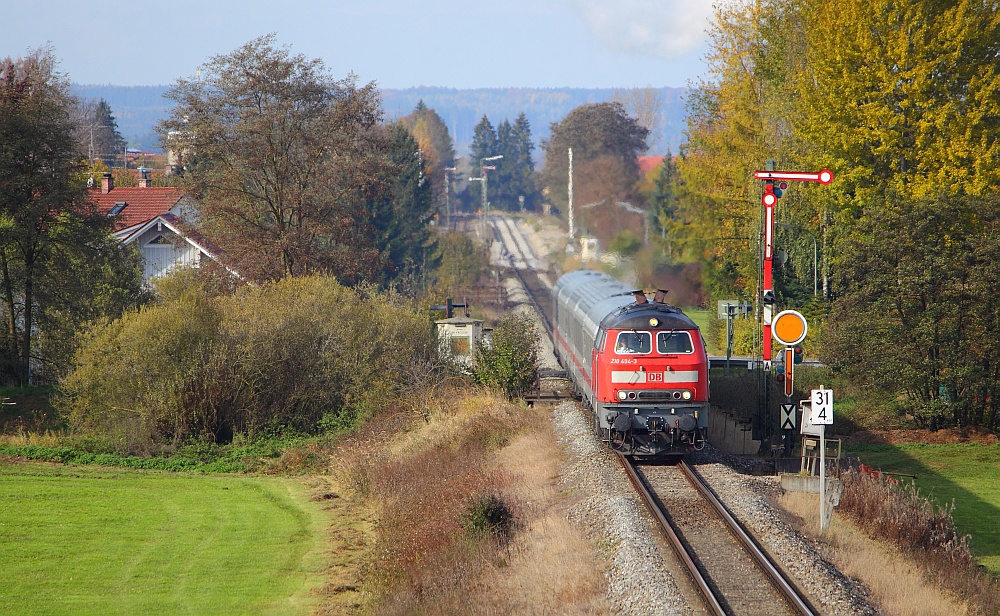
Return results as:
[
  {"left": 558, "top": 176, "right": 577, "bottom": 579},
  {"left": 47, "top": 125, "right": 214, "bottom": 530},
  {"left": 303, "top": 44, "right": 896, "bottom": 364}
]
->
[{"left": 772, "top": 310, "right": 808, "bottom": 346}]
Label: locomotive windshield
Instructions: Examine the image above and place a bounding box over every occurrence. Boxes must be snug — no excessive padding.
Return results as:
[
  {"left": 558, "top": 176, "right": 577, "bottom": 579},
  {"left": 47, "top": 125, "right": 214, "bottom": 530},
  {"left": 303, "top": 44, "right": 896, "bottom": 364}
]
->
[
  {"left": 614, "top": 331, "right": 651, "bottom": 354},
  {"left": 657, "top": 331, "right": 694, "bottom": 354}
]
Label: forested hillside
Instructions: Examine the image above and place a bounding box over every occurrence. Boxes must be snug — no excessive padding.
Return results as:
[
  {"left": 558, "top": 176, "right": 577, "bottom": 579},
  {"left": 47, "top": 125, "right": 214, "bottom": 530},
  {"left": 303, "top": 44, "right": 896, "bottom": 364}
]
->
[{"left": 71, "top": 84, "right": 689, "bottom": 155}]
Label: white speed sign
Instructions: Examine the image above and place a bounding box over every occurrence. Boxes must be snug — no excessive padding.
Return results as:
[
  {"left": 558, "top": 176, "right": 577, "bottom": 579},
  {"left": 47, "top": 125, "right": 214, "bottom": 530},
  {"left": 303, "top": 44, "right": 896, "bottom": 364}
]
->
[{"left": 810, "top": 388, "right": 834, "bottom": 425}]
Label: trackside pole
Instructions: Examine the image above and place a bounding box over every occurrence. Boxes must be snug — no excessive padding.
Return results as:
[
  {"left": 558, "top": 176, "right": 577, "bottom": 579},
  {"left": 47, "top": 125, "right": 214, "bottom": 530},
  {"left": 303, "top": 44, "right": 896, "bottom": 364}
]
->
[
  {"left": 820, "top": 423, "right": 826, "bottom": 531},
  {"left": 753, "top": 164, "right": 833, "bottom": 452}
]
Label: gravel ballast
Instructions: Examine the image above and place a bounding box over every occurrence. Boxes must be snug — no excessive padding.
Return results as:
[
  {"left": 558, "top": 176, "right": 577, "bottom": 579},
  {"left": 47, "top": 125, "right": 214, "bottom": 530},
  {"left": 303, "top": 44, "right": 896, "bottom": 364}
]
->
[{"left": 552, "top": 400, "right": 881, "bottom": 615}]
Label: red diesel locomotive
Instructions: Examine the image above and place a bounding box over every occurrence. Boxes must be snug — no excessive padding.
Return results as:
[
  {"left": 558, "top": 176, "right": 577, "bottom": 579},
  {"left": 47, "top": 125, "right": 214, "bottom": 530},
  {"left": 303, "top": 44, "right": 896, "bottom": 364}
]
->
[{"left": 553, "top": 270, "right": 710, "bottom": 456}]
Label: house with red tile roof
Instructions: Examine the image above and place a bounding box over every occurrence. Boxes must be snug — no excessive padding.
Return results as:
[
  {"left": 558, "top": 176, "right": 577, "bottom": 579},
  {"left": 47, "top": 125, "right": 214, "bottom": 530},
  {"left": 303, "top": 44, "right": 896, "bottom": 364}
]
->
[{"left": 90, "top": 172, "right": 235, "bottom": 281}]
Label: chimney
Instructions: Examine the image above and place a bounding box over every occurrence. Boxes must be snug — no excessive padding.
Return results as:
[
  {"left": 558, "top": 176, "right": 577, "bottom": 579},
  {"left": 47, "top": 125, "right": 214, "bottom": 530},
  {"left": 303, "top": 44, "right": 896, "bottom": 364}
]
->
[
  {"left": 138, "top": 168, "right": 150, "bottom": 188},
  {"left": 101, "top": 172, "right": 113, "bottom": 194}
]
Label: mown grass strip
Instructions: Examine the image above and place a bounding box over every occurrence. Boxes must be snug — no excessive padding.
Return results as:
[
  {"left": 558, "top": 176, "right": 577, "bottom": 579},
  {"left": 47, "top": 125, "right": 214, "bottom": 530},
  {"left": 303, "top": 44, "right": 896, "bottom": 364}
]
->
[{"left": 0, "top": 462, "right": 328, "bottom": 615}]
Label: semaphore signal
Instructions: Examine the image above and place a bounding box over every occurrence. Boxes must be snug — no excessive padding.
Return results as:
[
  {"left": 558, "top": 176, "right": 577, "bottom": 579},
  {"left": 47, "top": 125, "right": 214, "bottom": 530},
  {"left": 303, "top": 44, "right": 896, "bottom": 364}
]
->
[
  {"left": 756, "top": 165, "right": 834, "bottom": 368},
  {"left": 754, "top": 169, "right": 833, "bottom": 184}
]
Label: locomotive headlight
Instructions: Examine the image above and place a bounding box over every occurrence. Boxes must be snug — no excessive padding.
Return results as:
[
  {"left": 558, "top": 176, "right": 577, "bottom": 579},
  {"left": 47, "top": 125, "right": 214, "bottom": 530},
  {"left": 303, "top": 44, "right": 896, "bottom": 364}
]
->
[
  {"left": 617, "top": 390, "right": 628, "bottom": 401},
  {"left": 682, "top": 390, "right": 692, "bottom": 400}
]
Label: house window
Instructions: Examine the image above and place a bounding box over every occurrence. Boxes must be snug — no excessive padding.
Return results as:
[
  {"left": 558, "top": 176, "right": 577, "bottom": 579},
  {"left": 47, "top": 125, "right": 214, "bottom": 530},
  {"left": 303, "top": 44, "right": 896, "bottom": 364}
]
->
[{"left": 108, "top": 202, "right": 127, "bottom": 216}]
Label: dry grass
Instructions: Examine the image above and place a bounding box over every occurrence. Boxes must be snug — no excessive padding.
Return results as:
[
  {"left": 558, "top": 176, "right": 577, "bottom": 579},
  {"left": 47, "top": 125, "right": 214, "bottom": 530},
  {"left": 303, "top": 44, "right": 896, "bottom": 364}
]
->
[
  {"left": 329, "top": 389, "right": 610, "bottom": 615},
  {"left": 778, "top": 491, "right": 970, "bottom": 616}
]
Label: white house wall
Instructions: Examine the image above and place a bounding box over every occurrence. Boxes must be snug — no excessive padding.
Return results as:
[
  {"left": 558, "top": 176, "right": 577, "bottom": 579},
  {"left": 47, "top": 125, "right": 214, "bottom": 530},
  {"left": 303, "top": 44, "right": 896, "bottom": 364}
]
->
[{"left": 134, "top": 226, "right": 201, "bottom": 280}]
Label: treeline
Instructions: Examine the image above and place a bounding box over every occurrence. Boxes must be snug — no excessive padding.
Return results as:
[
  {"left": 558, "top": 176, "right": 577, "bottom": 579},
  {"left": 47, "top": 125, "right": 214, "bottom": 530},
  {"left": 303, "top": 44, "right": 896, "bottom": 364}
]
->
[
  {"left": 71, "top": 83, "right": 691, "bottom": 156},
  {"left": 3, "top": 37, "right": 537, "bottom": 452},
  {"left": 668, "top": 0, "right": 1000, "bottom": 429}
]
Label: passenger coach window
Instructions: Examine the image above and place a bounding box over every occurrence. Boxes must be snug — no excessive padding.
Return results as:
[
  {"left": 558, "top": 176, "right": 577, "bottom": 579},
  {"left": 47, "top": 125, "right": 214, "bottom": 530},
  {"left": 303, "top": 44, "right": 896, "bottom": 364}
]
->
[
  {"left": 657, "top": 331, "right": 694, "bottom": 354},
  {"left": 614, "top": 331, "right": 651, "bottom": 354}
]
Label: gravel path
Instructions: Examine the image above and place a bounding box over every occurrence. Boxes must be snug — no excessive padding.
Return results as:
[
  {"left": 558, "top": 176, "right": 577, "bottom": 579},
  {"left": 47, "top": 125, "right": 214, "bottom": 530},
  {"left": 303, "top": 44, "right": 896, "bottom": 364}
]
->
[{"left": 552, "top": 400, "right": 882, "bottom": 616}]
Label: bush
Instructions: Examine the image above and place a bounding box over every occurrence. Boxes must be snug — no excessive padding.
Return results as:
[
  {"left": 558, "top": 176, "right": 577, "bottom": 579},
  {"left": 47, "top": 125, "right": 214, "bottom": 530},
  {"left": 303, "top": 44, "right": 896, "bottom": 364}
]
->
[
  {"left": 463, "top": 492, "right": 516, "bottom": 542},
  {"left": 59, "top": 275, "right": 436, "bottom": 449},
  {"left": 609, "top": 229, "right": 643, "bottom": 256},
  {"left": 837, "top": 469, "right": 1000, "bottom": 614},
  {"left": 472, "top": 313, "right": 539, "bottom": 400}
]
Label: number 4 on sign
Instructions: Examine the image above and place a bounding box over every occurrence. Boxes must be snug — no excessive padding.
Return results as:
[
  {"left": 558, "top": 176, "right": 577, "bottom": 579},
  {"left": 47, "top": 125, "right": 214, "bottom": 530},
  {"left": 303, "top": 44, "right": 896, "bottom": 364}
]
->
[{"left": 810, "top": 388, "right": 834, "bottom": 425}]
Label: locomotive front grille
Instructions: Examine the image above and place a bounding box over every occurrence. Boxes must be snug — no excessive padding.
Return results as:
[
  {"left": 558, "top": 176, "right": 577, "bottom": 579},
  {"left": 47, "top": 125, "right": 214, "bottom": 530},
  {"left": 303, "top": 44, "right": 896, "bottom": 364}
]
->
[{"left": 637, "top": 390, "right": 687, "bottom": 401}]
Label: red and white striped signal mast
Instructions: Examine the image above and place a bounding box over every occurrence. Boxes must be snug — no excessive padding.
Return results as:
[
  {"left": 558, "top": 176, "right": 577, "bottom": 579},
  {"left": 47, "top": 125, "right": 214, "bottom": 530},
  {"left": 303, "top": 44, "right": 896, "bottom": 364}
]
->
[{"left": 754, "top": 165, "right": 833, "bottom": 366}]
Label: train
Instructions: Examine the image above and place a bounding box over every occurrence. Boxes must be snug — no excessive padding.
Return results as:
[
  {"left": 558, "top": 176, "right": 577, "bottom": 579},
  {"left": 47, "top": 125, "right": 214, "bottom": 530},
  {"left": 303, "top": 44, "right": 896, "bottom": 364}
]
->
[{"left": 552, "top": 270, "right": 710, "bottom": 456}]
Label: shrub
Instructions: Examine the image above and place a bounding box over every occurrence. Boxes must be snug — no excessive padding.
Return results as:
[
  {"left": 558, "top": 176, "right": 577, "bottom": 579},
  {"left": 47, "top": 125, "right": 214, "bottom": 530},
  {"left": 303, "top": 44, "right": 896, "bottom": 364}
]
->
[
  {"left": 59, "top": 275, "right": 436, "bottom": 449},
  {"left": 837, "top": 469, "right": 1000, "bottom": 614},
  {"left": 472, "top": 313, "right": 539, "bottom": 400},
  {"left": 609, "top": 229, "right": 642, "bottom": 256},
  {"left": 463, "top": 492, "right": 516, "bottom": 542}
]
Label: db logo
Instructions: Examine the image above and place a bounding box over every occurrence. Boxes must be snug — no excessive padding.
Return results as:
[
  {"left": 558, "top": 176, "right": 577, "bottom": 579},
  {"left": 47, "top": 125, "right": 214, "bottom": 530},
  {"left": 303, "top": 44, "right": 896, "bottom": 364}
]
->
[{"left": 647, "top": 372, "right": 663, "bottom": 383}]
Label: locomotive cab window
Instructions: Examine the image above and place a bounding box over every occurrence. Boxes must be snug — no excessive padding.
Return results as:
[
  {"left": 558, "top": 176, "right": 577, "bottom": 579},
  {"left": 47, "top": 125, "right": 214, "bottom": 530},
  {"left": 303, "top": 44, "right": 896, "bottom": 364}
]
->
[
  {"left": 614, "top": 331, "right": 651, "bottom": 354},
  {"left": 657, "top": 331, "right": 694, "bottom": 354}
]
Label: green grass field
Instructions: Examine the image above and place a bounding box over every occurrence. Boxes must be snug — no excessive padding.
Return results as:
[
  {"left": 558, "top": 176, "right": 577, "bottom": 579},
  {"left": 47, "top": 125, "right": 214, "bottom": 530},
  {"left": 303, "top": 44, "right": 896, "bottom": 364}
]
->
[
  {"left": 0, "top": 462, "right": 329, "bottom": 615},
  {"left": 847, "top": 443, "right": 1000, "bottom": 573}
]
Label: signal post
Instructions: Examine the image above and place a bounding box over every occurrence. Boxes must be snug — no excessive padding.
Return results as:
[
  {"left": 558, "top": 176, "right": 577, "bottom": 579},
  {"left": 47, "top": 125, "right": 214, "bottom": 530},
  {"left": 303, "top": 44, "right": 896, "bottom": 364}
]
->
[
  {"left": 754, "top": 165, "right": 832, "bottom": 367},
  {"left": 753, "top": 163, "right": 832, "bottom": 451}
]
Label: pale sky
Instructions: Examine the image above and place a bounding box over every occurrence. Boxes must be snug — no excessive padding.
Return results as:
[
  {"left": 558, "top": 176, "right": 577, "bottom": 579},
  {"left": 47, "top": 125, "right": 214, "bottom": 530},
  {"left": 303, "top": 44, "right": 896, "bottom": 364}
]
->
[{"left": 6, "top": 0, "right": 714, "bottom": 88}]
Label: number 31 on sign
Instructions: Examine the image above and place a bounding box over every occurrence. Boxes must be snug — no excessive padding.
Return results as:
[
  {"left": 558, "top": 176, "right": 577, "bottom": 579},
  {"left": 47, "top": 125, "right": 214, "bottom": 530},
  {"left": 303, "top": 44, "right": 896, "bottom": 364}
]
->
[{"left": 810, "top": 388, "right": 834, "bottom": 425}]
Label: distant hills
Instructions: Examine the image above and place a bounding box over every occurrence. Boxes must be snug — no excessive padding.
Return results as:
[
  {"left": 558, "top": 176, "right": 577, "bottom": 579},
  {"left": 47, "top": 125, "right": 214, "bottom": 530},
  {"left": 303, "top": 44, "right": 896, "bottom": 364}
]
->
[{"left": 71, "top": 84, "right": 690, "bottom": 158}]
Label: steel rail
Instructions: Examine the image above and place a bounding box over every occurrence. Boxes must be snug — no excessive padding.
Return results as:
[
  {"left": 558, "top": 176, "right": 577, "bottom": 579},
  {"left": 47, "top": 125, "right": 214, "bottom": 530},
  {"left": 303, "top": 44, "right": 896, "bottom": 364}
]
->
[
  {"left": 678, "top": 460, "right": 818, "bottom": 616},
  {"left": 616, "top": 453, "right": 727, "bottom": 616},
  {"left": 490, "top": 217, "right": 554, "bottom": 336}
]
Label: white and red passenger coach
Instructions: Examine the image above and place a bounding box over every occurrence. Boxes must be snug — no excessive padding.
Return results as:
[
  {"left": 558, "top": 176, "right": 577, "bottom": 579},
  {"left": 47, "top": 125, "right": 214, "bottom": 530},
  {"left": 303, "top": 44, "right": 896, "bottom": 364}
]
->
[{"left": 553, "top": 270, "right": 709, "bottom": 456}]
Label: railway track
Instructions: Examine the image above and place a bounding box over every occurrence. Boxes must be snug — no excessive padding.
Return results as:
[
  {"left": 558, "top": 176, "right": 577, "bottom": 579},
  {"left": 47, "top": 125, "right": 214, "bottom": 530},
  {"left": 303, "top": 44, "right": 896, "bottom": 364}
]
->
[
  {"left": 488, "top": 215, "right": 842, "bottom": 614},
  {"left": 618, "top": 455, "right": 818, "bottom": 616},
  {"left": 490, "top": 216, "right": 556, "bottom": 336}
]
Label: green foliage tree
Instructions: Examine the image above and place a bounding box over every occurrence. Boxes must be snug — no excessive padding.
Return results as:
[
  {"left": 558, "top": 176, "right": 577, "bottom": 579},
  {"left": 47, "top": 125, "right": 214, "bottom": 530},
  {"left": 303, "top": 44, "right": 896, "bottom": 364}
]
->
[
  {"left": 539, "top": 102, "right": 650, "bottom": 214},
  {"left": 509, "top": 113, "right": 539, "bottom": 210},
  {"left": 433, "top": 231, "right": 488, "bottom": 294},
  {"left": 91, "top": 99, "right": 126, "bottom": 165},
  {"left": 158, "top": 35, "right": 389, "bottom": 284},
  {"left": 650, "top": 152, "right": 679, "bottom": 252},
  {"left": 61, "top": 275, "right": 436, "bottom": 447},
  {"left": 490, "top": 113, "right": 539, "bottom": 212},
  {"left": 472, "top": 312, "right": 539, "bottom": 400},
  {"left": 824, "top": 193, "right": 1000, "bottom": 430},
  {"left": 368, "top": 123, "right": 436, "bottom": 283},
  {"left": 0, "top": 49, "right": 146, "bottom": 386},
  {"left": 467, "top": 115, "right": 499, "bottom": 210}
]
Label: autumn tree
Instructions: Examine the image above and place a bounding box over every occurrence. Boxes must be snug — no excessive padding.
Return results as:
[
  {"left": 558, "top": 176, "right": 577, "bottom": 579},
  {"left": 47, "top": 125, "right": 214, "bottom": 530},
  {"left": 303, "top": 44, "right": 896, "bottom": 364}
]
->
[
  {"left": 797, "top": 0, "right": 1000, "bottom": 207},
  {"left": 158, "top": 35, "right": 389, "bottom": 284},
  {"left": 0, "top": 49, "right": 146, "bottom": 385},
  {"left": 612, "top": 87, "right": 664, "bottom": 153},
  {"left": 539, "top": 103, "right": 649, "bottom": 214},
  {"left": 398, "top": 101, "right": 456, "bottom": 212}
]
